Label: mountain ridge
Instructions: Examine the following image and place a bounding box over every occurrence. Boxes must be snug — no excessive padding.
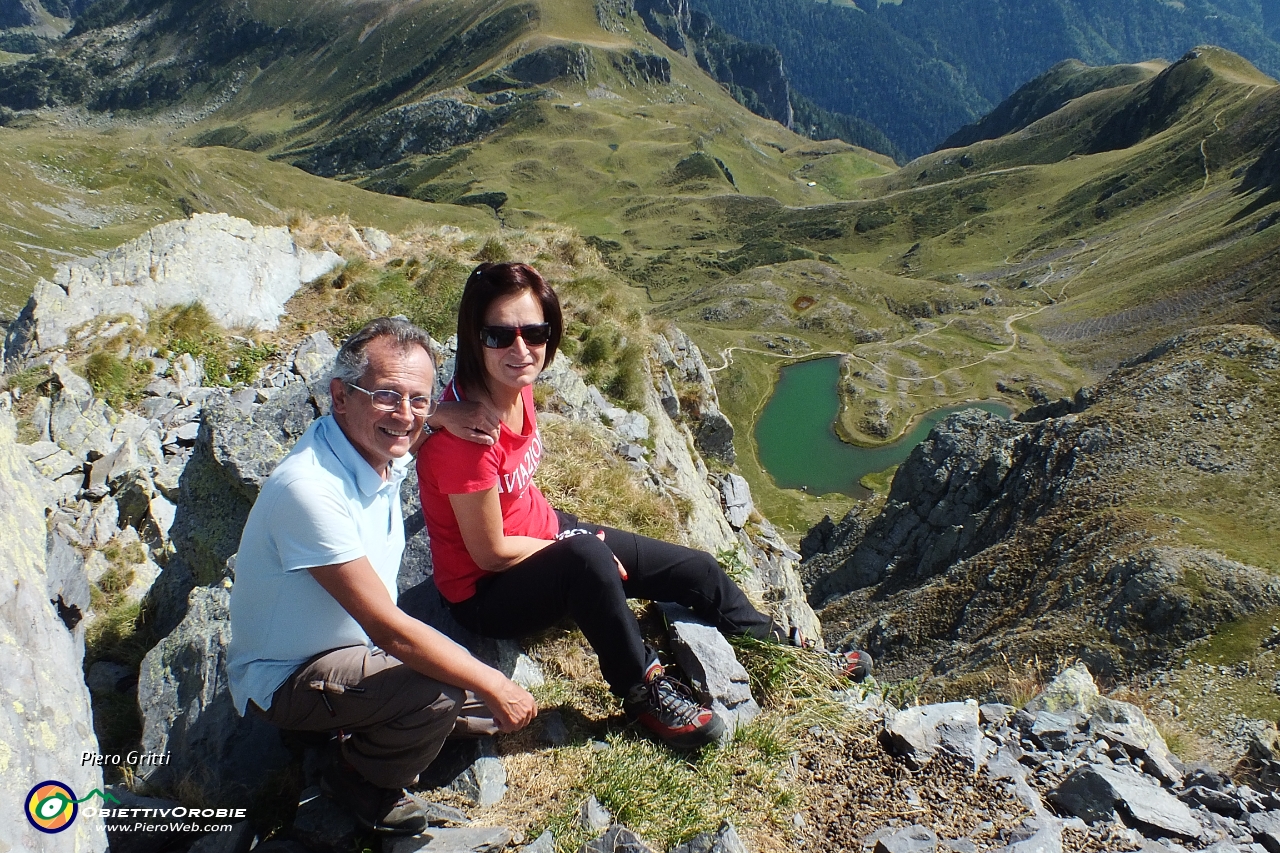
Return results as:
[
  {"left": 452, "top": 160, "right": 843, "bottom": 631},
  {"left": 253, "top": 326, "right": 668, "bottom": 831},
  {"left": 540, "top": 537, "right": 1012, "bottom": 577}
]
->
[{"left": 693, "top": 0, "right": 1280, "bottom": 156}]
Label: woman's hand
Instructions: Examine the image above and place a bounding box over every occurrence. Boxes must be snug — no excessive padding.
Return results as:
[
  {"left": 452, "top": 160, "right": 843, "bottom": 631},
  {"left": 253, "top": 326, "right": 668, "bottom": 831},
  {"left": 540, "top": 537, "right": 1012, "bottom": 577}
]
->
[
  {"left": 597, "top": 530, "right": 627, "bottom": 580},
  {"left": 429, "top": 400, "right": 501, "bottom": 446}
]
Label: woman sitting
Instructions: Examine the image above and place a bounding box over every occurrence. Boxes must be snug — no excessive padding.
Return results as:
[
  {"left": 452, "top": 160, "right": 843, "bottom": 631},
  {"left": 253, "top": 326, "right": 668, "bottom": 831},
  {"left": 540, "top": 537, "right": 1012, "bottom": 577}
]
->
[{"left": 416, "top": 262, "right": 782, "bottom": 749}]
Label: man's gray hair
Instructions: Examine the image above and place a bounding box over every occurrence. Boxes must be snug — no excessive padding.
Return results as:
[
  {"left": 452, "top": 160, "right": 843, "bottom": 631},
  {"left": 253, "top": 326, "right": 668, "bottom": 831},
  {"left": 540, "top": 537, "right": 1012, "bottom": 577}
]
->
[{"left": 331, "top": 317, "right": 434, "bottom": 387}]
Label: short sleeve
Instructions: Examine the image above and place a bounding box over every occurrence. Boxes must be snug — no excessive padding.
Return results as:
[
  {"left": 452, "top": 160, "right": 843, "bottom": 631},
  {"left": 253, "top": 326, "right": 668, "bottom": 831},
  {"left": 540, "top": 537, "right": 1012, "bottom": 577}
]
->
[
  {"left": 264, "top": 475, "right": 366, "bottom": 572},
  {"left": 425, "top": 432, "right": 500, "bottom": 495}
]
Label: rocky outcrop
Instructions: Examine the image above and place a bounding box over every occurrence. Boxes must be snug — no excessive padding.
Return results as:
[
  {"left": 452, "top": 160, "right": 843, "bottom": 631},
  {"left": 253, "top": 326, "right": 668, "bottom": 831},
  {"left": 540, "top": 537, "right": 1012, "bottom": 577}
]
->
[
  {"left": 633, "top": 1, "right": 793, "bottom": 129},
  {"left": 810, "top": 325, "right": 1280, "bottom": 682},
  {"left": 0, "top": 409, "right": 107, "bottom": 853},
  {"left": 137, "top": 585, "right": 291, "bottom": 805},
  {"left": 4, "top": 213, "right": 341, "bottom": 363},
  {"left": 654, "top": 327, "right": 735, "bottom": 464},
  {"left": 804, "top": 663, "right": 1280, "bottom": 852},
  {"left": 293, "top": 98, "right": 518, "bottom": 178}
]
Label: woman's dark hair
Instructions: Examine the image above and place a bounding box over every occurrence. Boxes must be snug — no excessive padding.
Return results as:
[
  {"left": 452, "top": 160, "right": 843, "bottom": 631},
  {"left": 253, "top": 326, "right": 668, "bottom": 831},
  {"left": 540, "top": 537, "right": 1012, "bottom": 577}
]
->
[{"left": 454, "top": 262, "right": 562, "bottom": 396}]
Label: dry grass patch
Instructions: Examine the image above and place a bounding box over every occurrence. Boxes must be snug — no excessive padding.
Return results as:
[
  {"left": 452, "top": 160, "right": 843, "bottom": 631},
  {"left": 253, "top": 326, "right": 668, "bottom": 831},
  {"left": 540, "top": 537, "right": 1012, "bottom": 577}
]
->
[{"left": 536, "top": 416, "right": 683, "bottom": 542}]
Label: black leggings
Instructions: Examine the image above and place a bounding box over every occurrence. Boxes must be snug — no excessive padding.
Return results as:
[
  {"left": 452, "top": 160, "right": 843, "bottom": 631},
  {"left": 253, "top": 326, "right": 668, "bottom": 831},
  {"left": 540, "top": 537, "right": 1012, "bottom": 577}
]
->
[{"left": 448, "top": 512, "right": 773, "bottom": 694}]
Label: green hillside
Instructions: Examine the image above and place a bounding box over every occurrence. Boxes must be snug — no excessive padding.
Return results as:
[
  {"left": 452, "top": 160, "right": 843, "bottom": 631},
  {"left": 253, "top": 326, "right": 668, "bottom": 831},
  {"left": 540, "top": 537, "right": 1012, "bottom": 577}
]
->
[
  {"left": 692, "top": 0, "right": 1280, "bottom": 156},
  {"left": 0, "top": 2, "right": 1278, "bottom": 534}
]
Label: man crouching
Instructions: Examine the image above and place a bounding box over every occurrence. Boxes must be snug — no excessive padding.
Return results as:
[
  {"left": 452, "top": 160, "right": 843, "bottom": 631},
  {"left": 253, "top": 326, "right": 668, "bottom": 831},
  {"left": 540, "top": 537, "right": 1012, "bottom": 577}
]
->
[{"left": 228, "top": 317, "right": 535, "bottom": 834}]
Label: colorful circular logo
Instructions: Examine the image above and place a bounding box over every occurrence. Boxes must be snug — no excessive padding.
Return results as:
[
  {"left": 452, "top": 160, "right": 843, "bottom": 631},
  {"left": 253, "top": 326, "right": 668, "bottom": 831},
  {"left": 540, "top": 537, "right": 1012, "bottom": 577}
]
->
[{"left": 25, "top": 781, "right": 78, "bottom": 833}]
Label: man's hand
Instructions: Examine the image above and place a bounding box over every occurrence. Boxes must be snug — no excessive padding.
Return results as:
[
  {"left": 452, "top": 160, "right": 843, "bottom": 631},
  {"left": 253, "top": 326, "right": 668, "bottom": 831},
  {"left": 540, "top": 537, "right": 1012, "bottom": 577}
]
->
[
  {"left": 480, "top": 678, "right": 538, "bottom": 732},
  {"left": 309, "top": 557, "right": 534, "bottom": 730},
  {"left": 430, "top": 400, "right": 500, "bottom": 446}
]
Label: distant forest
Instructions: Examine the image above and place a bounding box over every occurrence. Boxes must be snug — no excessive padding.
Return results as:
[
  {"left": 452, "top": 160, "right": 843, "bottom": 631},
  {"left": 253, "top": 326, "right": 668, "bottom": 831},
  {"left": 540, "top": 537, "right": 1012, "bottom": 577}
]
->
[{"left": 692, "top": 0, "right": 1280, "bottom": 158}]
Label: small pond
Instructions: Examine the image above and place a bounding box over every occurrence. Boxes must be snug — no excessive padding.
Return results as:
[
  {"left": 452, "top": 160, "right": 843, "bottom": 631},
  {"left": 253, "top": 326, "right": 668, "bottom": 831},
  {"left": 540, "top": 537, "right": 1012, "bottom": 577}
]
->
[{"left": 753, "top": 357, "right": 1011, "bottom": 497}]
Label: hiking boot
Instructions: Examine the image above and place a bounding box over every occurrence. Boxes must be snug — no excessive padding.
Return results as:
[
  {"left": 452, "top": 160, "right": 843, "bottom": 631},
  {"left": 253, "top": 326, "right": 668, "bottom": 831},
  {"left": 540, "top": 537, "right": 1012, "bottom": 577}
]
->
[
  {"left": 624, "top": 661, "right": 724, "bottom": 750},
  {"left": 838, "top": 649, "right": 874, "bottom": 682},
  {"left": 320, "top": 763, "right": 427, "bottom": 835}
]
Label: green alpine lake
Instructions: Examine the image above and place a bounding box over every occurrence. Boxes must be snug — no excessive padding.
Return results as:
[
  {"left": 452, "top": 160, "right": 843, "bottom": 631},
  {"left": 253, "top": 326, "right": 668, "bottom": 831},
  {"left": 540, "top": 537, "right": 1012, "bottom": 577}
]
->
[{"left": 754, "top": 357, "right": 1012, "bottom": 497}]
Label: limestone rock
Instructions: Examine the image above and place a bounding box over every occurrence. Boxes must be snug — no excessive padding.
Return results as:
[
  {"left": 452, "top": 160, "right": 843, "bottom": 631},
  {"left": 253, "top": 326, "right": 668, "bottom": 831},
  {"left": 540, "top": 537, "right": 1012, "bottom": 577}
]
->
[
  {"left": 8, "top": 213, "right": 342, "bottom": 358},
  {"left": 661, "top": 604, "right": 760, "bottom": 735},
  {"left": 447, "top": 740, "right": 508, "bottom": 807},
  {"left": 874, "top": 825, "right": 938, "bottom": 853},
  {"left": 0, "top": 409, "right": 107, "bottom": 853},
  {"left": 885, "top": 701, "right": 995, "bottom": 770},
  {"left": 669, "top": 821, "right": 749, "bottom": 853},
  {"left": 138, "top": 585, "right": 291, "bottom": 805},
  {"left": 362, "top": 227, "right": 394, "bottom": 256},
  {"left": 293, "top": 330, "right": 338, "bottom": 382},
  {"left": 385, "top": 827, "right": 514, "bottom": 853},
  {"left": 1049, "top": 764, "right": 1201, "bottom": 838},
  {"left": 580, "top": 795, "right": 613, "bottom": 833},
  {"left": 521, "top": 831, "right": 557, "bottom": 853},
  {"left": 720, "top": 474, "right": 753, "bottom": 529},
  {"left": 578, "top": 824, "right": 658, "bottom": 853}
]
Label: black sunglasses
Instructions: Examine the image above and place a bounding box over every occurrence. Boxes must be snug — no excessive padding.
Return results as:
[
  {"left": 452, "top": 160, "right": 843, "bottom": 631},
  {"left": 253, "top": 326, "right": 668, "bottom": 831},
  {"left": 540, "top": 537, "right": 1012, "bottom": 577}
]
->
[{"left": 481, "top": 323, "right": 552, "bottom": 349}]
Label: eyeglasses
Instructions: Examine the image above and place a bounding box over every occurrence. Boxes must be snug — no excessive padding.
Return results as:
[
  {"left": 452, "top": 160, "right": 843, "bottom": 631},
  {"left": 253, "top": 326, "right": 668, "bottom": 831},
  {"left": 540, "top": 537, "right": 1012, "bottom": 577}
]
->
[
  {"left": 481, "top": 323, "right": 552, "bottom": 349},
  {"left": 346, "top": 383, "right": 438, "bottom": 416}
]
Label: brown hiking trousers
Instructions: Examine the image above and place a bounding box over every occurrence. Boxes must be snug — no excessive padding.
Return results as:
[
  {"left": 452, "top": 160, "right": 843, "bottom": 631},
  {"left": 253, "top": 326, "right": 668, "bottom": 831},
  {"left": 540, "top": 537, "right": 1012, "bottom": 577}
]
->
[{"left": 254, "top": 645, "right": 499, "bottom": 789}]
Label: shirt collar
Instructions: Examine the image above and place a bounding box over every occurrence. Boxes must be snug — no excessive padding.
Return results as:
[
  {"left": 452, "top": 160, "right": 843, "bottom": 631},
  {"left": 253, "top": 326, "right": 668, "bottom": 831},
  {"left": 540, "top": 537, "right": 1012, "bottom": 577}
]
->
[{"left": 317, "top": 415, "right": 409, "bottom": 497}]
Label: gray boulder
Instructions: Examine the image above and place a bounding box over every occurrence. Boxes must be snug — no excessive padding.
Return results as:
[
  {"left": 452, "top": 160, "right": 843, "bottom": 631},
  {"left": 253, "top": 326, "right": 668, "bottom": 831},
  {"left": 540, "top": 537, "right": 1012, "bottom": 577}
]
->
[
  {"left": 137, "top": 585, "right": 291, "bottom": 805},
  {"left": 188, "top": 822, "right": 256, "bottom": 853},
  {"left": 521, "top": 831, "right": 557, "bottom": 853},
  {"left": 150, "top": 381, "right": 322, "bottom": 634},
  {"left": 292, "top": 786, "right": 360, "bottom": 853},
  {"left": 998, "top": 816, "right": 1064, "bottom": 853},
  {"left": 0, "top": 409, "right": 106, "bottom": 853},
  {"left": 1248, "top": 811, "right": 1280, "bottom": 853},
  {"left": 447, "top": 739, "right": 508, "bottom": 807},
  {"left": 884, "top": 701, "right": 994, "bottom": 770},
  {"left": 385, "top": 827, "right": 513, "bottom": 853},
  {"left": 669, "top": 822, "right": 749, "bottom": 853},
  {"left": 578, "top": 824, "right": 657, "bottom": 852},
  {"left": 661, "top": 604, "right": 760, "bottom": 735},
  {"left": 1049, "top": 764, "right": 1202, "bottom": 838},
  {"left": 874, "top": 825, "right": 938, "bottom": 853},
  {"left": 720, "top": 474, "right": 753, "bottom": 530}
]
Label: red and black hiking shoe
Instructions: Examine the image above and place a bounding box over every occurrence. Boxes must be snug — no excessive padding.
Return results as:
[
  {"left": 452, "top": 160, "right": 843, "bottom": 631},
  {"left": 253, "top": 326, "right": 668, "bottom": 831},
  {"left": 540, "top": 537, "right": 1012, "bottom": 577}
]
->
[
  {"left": 838, "top": 649, "right": 874, "bottom": 682},
  {"left": 766, "top": 622, "right": 874, "bottom": 683},
  {"left": 624, "top": 661, "right": 724, "bottom": 750}
]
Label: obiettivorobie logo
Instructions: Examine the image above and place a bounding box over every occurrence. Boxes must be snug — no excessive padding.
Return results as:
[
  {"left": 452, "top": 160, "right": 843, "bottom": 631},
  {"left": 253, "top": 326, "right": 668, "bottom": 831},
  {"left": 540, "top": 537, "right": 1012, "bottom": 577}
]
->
[{"left": 25, "top": 781, "right": 119, "bottom": 833}]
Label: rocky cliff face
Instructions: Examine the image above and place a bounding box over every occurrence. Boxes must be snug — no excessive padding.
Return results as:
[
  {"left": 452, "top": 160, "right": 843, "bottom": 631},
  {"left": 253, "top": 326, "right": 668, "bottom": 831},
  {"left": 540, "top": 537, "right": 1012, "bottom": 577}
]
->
[
  {"left": 4, "top": 213, "right": 341, "bottom": 364},
  {"left": 807, "top": 325, "right": 1280, "bottom": 684},
  {"left": 634, "top": 0, "right": 794, "bottom": 129},
  {"left": 0, "top": 408, "right": 106, "bottom": 853}
]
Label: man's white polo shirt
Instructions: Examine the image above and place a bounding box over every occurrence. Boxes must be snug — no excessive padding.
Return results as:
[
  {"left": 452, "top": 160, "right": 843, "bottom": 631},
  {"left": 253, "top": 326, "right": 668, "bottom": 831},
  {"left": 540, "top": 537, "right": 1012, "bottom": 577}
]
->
[{"left": 228, "top": 414, "right": 409, "bottom": 715}]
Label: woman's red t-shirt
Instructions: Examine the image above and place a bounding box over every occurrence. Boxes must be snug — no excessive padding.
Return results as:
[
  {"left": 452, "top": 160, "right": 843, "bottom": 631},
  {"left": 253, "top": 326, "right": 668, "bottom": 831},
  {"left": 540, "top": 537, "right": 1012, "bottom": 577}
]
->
[{"left": 417, "top": 382, "right": 559, "bottom": 603}]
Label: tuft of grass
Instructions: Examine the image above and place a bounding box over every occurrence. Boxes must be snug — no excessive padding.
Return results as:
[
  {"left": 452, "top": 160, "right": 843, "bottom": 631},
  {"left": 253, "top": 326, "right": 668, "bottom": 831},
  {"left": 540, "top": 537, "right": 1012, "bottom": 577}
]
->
[
  {"left": 83, "top": 351, "right": 152, "bottom": 409},
  {"left": 473, "top": 236, "right": 511, "bottom": 263},
  {"left": 145, "top": 302, "right": 276, "bottom": 387}
]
